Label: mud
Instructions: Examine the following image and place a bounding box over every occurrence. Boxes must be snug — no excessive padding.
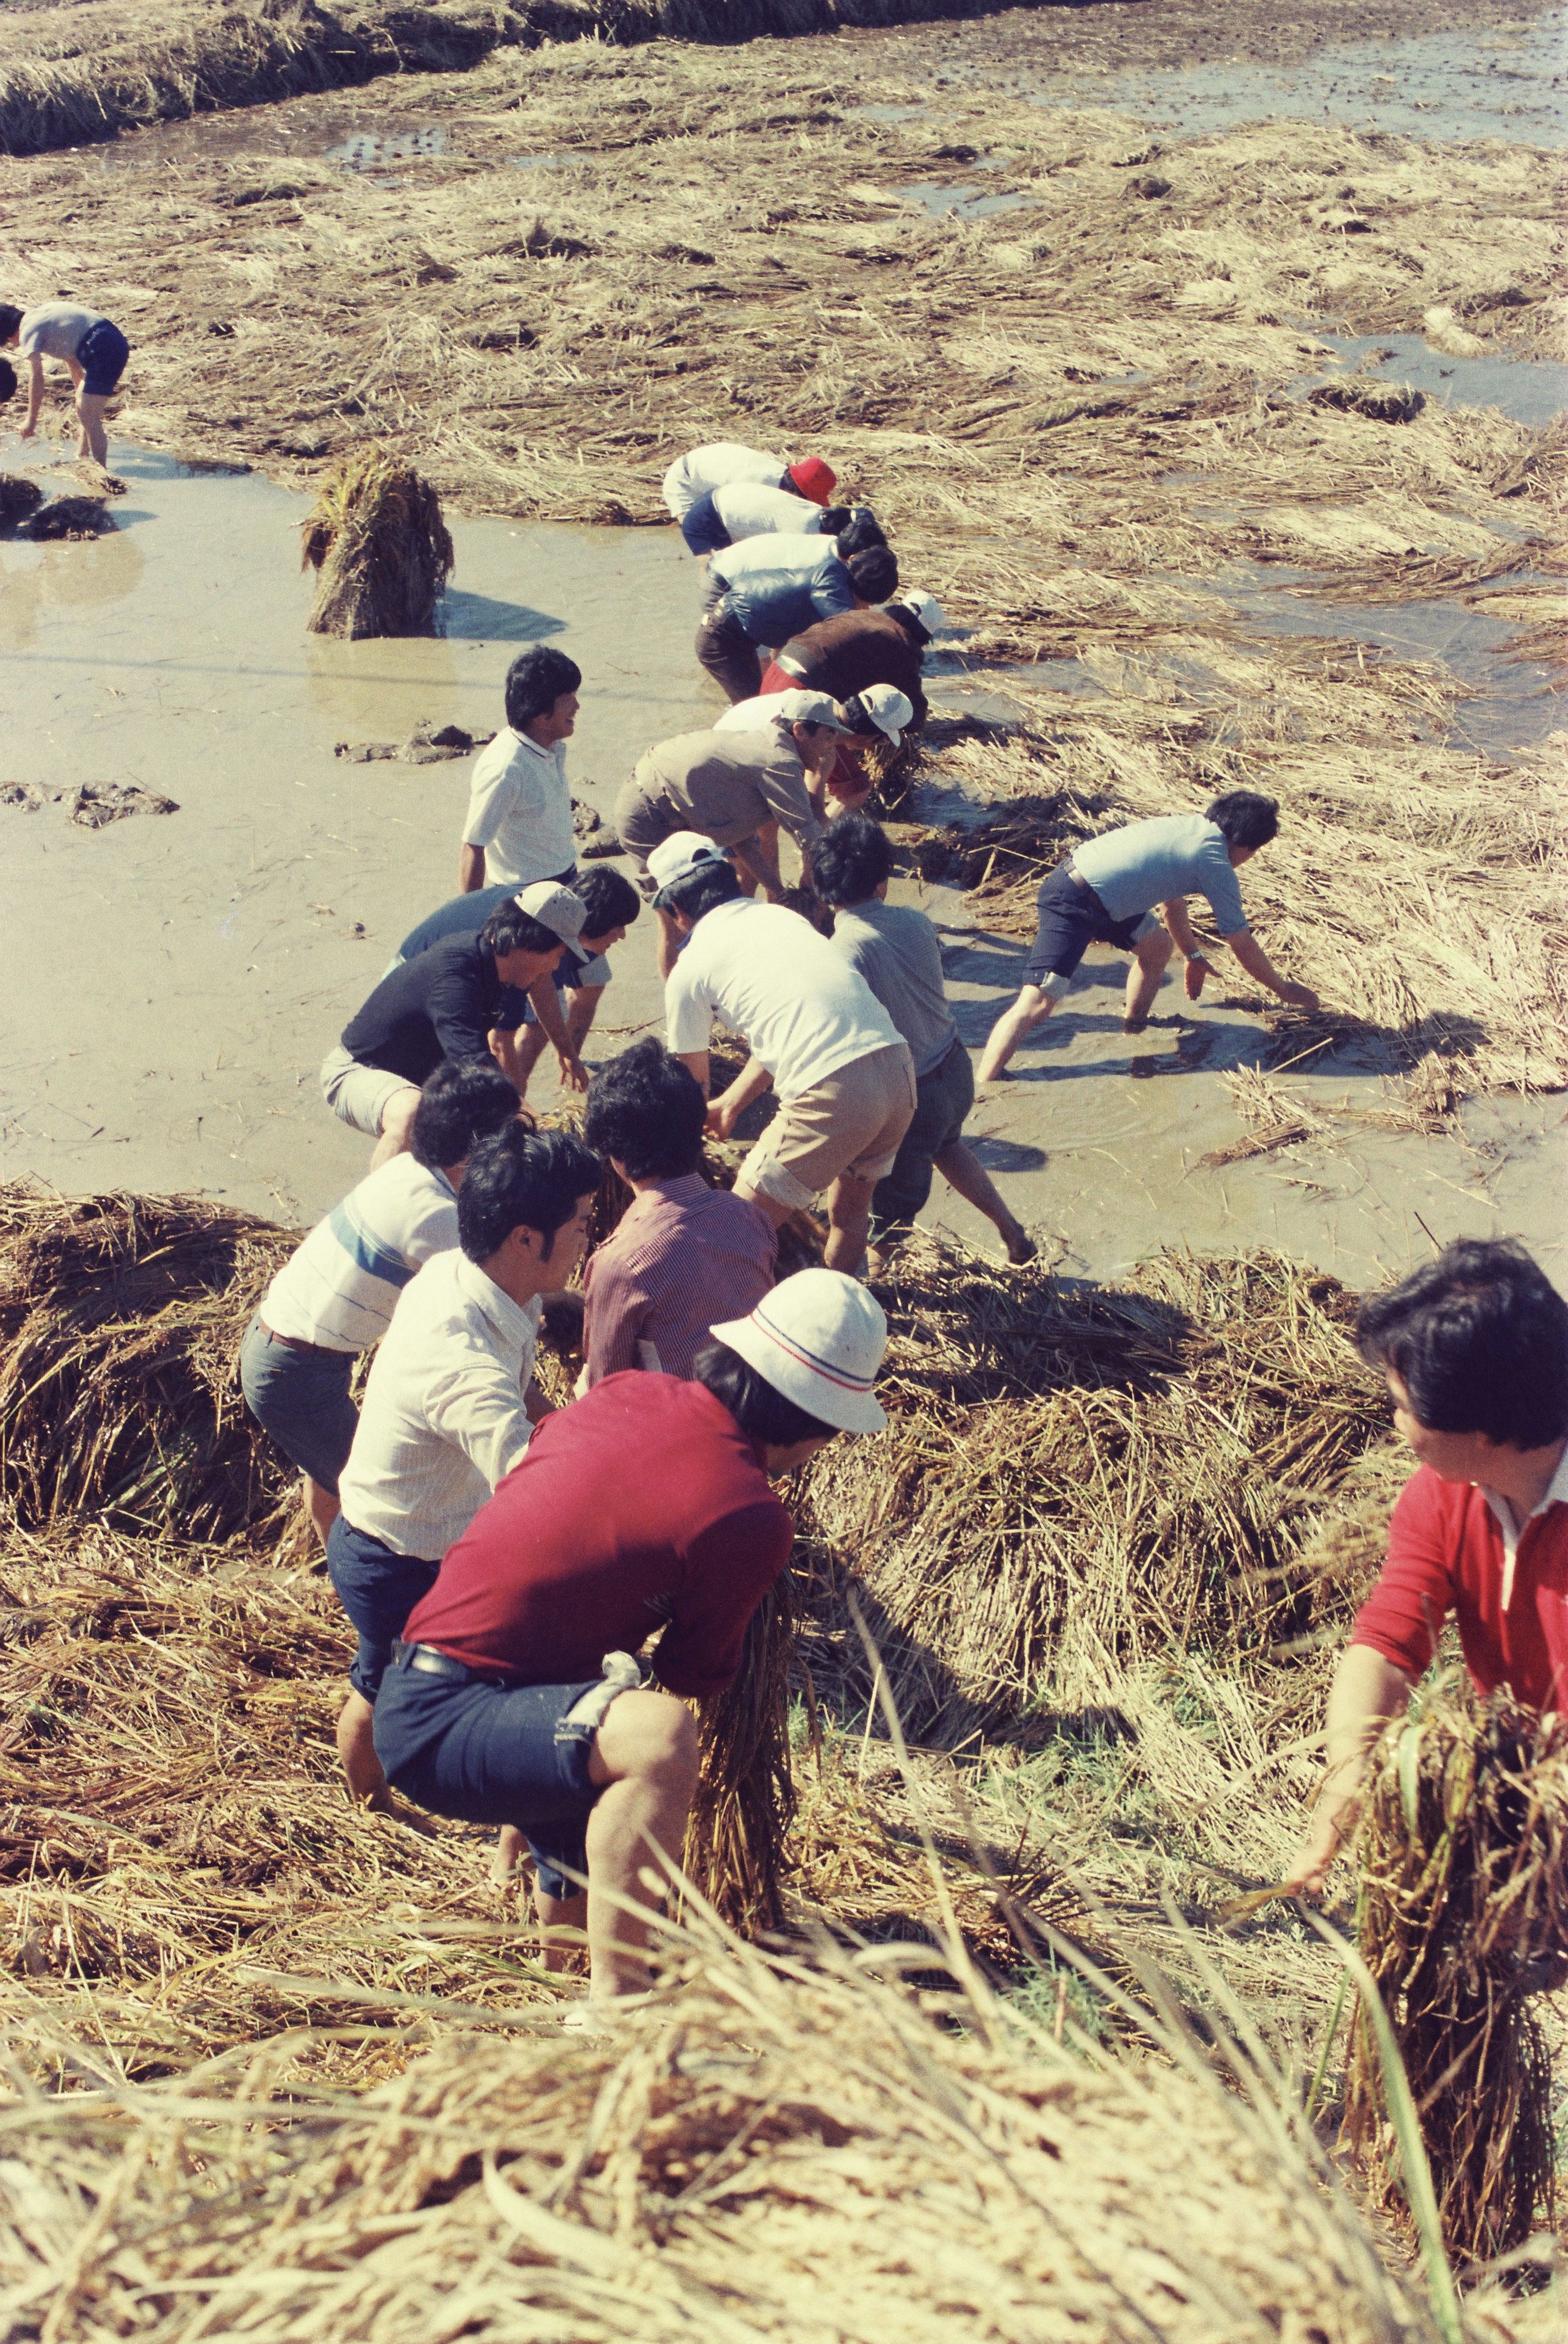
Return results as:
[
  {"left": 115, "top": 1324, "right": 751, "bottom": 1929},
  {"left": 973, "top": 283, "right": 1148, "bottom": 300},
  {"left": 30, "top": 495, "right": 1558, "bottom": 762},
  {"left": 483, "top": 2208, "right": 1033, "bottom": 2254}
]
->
[{"left": 2, "top": 442, "right": 1560, "bottom": 1289}]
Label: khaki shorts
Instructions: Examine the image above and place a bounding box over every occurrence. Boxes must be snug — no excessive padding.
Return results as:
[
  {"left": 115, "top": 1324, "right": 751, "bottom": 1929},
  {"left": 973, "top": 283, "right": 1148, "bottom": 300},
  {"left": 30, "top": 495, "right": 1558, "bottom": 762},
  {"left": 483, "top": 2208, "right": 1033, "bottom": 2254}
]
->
[
  {"left": 319, "top": 1043, "right": 419, "bottom": 1140},
  {"left": 741, "top": 1041, "right": 916, "bottom": 1212}
]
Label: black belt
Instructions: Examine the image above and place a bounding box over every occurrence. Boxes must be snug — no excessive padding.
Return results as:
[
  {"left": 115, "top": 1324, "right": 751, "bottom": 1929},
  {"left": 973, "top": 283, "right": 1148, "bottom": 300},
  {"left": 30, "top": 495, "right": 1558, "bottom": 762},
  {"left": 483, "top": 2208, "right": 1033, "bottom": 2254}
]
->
[
  {"left": 259, "top": 1320, "right": 342, "bottom": 1359},
  {"left": 390, "top": 1640, "right": 514, "bottom": 1689},
  {"left": 1065, "top": 865, "right": 1107, "bottom": 915}
]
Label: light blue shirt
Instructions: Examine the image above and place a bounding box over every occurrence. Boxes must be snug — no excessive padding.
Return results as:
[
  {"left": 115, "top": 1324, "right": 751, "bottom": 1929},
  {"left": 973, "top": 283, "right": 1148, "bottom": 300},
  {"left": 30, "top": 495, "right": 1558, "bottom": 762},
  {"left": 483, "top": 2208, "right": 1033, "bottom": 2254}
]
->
[
  {"left": 1071, "top": 815, "right": 1249, "bottom": 935},
  {"left": 709, "top": 534, "right": 856, "bottom": 644}
]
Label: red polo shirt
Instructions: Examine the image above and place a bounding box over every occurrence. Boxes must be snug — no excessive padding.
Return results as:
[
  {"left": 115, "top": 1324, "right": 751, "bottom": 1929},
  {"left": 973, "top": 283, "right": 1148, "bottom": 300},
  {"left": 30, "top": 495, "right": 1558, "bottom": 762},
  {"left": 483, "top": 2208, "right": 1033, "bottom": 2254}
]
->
[
  {"left": 400, "top": 1372, "right": 793, "bottom": 1700},
  {"left": 1349, "top": 1455, "right": 1568, "bottom": 1711}
]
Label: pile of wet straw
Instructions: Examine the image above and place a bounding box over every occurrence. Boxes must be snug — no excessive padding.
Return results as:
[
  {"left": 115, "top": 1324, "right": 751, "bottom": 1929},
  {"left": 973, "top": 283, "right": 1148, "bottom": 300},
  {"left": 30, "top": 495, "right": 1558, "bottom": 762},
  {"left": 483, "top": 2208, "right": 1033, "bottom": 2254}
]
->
[
  {"left": 1344, "top": 1683, "right": 1568, "bottom": 2269},
  {"left": 0, "top": 1901, "right": 1454, "bottom": 2344},
  {"left": 300, "top": 447, "right": 454, "bottom": 639}
]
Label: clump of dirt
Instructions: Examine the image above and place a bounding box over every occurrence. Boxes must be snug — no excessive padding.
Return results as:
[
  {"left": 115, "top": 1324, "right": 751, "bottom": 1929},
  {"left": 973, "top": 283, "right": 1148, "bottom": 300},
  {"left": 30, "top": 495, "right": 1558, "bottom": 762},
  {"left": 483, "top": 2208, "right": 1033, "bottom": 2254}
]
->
[
  {"left": 1307, "top": 382, "right": 1426, "bottom": 425},
  {"left": 58, "top": 782, "right": 180, "bottom": 827},
  {"left": 0, "top": 473, "right": 45, "bottom": 529},
  {"left": 26, "top": 495, "right": 113, "bottom": 540}
]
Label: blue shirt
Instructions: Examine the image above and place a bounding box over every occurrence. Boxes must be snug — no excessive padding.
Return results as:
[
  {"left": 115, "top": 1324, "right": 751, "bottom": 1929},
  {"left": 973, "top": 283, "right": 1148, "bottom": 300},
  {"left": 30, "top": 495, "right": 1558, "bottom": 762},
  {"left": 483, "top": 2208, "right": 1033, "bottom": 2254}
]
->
[
  {"left": 1071, "top": 815, "right": 1249, "bottom": 934},
  {"left": 399, "top": 884, "right": 593, "bottom": 1000},
  {"left": 709, "top": 533, "right": 857, "bottom": 645}
]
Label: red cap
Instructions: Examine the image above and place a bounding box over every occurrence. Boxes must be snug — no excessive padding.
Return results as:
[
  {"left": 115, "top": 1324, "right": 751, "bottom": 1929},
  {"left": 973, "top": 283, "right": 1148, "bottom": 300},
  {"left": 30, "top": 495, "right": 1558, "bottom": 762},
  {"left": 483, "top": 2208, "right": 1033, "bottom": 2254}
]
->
[{"left": 788, "top": 458, "right": 837, "bottom": 507}]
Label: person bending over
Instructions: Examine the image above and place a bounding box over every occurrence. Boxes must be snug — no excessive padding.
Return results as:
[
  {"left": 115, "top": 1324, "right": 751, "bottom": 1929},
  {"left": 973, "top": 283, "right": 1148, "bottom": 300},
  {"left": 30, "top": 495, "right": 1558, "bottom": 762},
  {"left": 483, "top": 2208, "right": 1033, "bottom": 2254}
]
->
[
  {"left": 241, "top": 1059, "right": 524, "bottom": 1549},
  {"left": 321, "top": 885, "right": 583, "bottom": 1161},
  {"left": 0, "top": 299, "right": 129, "bottom": 469},
  {"left": 811, "top": 814, "right": 1033, "bottom": 1273},
  {"left": 373, "top": 1269, "right": 888, "bottom": 2004},
  {"left": 580, "top": 1038, "right": 777, "bottom": 1384},
  {"left": 682, "top": 482, "right": 854, "bottom": 558},
  {"left": 661, "top": 440, "right": 835, "bottom": 554},
  {"left": 393, "top": 866, "right": 640, "bottom": 1099},
  {"left": 976, "top": 790, "right": 1320, "bottom": 1083},
  {"left": 459, "top": 645, "right": 581, "bottom": 896},
  {"left": 697, "top": 537, "right": 898, "bottom": 704},
  {"left": 714, "top": 683, "right": 909, "bottom": 815},
  {"left": 1284, "top": 1239, "right": 1568, "bottom": 1897},
  {"left": 614, "top": 706, "right": 848, "bottom": 974},
  {"left": 763, "top": 589, "right": 945, "bottom": 728},
  {"left": 327, "top": 1122, "right": 601, "bottom": 1813},
  {"left": 654, "top": 834, "right": 915, "bottom": 1273}
]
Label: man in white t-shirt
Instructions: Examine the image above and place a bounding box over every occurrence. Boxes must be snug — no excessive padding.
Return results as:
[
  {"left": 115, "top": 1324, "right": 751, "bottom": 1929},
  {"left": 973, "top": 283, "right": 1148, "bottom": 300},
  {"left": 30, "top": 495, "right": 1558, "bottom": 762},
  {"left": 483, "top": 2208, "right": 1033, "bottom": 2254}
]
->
[
  {"left": 459, "top": 646, "right": 580, "bottom": 894},
  {"left": 654, "top": 833, "right": 915, "bottom": 1272},
  {"left": 661, "top": 441, "right": 837, "bottom": 554},
  {"left": 240, "top": 1059, "right": 523, "bottom": 1549}
]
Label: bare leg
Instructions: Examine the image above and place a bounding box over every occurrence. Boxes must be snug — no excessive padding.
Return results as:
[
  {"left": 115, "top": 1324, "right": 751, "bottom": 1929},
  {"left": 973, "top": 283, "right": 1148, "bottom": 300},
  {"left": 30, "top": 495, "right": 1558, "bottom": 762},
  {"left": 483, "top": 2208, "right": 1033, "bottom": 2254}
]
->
[
  {"left": 369, "top": 1084, "right": 421, "bottom": 1169},
  {"left": 337, "top": 1690, "right": 393, "bottom": 1807},
  {"left": 1123, "top": 931, "right": 1175, "bottom": 1032},
  {"left": 733, "top": 833, "right": 785, "bottom": 903},
  {"left": 535, "top": 1886, "right": 588, "bottom": 1974},
  {"left": 583, "top": 1688, "right": 701, "bottom": 2000},
  {"left": 976, "top": 983, "right": 1059, "bottom": 1083},
  {"left": 823, "top": 1170, "right": 877, "bottom": 1274},
  {"left": 304, "top": 1474, "right": 340, "bottom": 1550},
  {"left": 733, "top": 1179, "right": 793, "bottom": 1229},
  {"left": 491, "top": 1824, "right": 527, "bottom": 1883},
  {"left": 76, "top": 389, "right": 110, "bottom": 467},
  {"left": 933, "top": 1140, "right": 1035, "bottom": 1262}
]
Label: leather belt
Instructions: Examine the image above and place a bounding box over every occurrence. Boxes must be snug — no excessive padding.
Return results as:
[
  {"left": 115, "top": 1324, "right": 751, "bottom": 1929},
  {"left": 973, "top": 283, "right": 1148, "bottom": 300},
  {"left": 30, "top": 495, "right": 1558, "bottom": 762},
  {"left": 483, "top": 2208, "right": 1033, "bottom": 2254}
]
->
[
  {"left": 259, "top": 1321, "right": 341, "bottom": 1358},
  {"left": 392, "top": 1639, "right": 514, "bottom": 1688}
]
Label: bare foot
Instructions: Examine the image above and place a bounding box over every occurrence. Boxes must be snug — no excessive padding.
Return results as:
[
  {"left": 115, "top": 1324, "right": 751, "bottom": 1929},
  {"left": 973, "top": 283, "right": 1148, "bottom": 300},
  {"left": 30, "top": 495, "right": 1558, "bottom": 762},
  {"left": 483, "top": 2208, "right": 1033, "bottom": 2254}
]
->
[{"left": 1003, "top": 1227, "right": 1037, "bottom": 1266}]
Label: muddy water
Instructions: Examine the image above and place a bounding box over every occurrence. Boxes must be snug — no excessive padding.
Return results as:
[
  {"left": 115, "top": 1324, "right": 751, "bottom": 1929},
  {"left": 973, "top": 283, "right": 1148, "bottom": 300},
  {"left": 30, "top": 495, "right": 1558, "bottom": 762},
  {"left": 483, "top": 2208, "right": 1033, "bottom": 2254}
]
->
[{"left": 2, "top": 441, "right": 1561, "bottom": 1287}]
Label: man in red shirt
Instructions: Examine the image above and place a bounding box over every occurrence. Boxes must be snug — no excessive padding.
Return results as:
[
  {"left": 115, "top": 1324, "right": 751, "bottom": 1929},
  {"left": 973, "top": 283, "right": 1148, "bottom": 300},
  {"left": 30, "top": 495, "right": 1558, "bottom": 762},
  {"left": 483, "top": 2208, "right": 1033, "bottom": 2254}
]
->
[
  {"left": 1285, "top": 1238, "right": 1568, "bottom": 1895},
  {"left": 580, "top": 1038, "right": 777, "bottom": 1383},
  {"left": 372, "top": 1268, "right": 889, "bottom": 2007}
]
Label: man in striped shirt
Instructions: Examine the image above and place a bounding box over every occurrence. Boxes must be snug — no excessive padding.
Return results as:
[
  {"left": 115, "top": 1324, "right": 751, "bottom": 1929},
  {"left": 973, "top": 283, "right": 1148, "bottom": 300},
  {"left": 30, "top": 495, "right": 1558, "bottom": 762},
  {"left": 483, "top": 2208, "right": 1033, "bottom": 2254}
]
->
[
  {"left": 580, "top": 1039, "right": 776, "bottom": 1385},
  {"left": 240, "top": 1059, "right": 524, "bottom": 1549},
  {"left": 325, "top": 1124, "right": 601, "bottom": 1810}
]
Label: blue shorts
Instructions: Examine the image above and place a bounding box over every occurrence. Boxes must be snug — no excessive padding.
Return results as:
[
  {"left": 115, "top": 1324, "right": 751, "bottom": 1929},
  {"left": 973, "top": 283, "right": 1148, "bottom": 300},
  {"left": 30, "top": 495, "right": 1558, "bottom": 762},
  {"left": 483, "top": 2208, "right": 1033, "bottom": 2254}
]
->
[
  {"left": 238, "top": 1314, "right": 358, "bottom": 1492},
  {"left": 679, "top": 493, "right": 731, "bottom": 556},
  {"left": 1026, "top": 861, "right": 1158, "bottom": 989},
  {"left": 373, "top": 1656, "right": 604, "bottom": 1900},
  {"left": 77, "top": 319, "right": 129, "bottom": 398},
  {"left": 327, "top": 1515, "right": 441, "bottom": 1702}
]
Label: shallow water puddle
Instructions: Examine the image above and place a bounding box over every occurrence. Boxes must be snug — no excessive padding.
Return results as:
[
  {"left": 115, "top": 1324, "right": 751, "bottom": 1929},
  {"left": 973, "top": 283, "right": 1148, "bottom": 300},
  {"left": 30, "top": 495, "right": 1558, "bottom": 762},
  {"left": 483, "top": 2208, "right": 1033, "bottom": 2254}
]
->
[
  {"left": 325, "top": 124, "right": 449, "bottom": 171},
  {"left": 1295, "top": 332, "right": 1568, "bottom": 430},
  {"left": 897, "top": 178, "right": 1028, "bottom": 219}
]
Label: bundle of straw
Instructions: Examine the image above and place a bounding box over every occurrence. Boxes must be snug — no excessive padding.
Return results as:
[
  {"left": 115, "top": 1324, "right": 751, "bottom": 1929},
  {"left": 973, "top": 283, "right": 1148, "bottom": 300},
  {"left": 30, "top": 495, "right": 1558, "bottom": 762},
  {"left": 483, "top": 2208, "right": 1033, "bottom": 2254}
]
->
[
  {"left": 0, "top": 1185, "right": 298, "bottom": 1539},
  {"left": 0, "top": 471, "right": 44, "bottom": 528},
  {"left": 300, "top": 448, "right": 454, "bottom": 638},
  {"left": 680, "top": 1570, "right": 797, "bottom": 1934},
  {"left": 0, "top": 1920, "right": 1444, "bottom": 2344},
  {"left": 1345, "top": 1685, "right": 1568, "bottom": 2266}
]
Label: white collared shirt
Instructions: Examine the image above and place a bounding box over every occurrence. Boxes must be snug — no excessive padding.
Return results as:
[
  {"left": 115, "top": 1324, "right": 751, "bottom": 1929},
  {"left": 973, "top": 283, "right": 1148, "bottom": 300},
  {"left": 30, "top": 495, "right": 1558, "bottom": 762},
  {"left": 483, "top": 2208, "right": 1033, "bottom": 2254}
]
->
[
  {"left": 337, "top": 1249, "right": 541, "bottom": 1559},
  {"left": 1481, "top": 1442, "right": 1568, "bottom": 1612},
  {"left": 461, "top": 727, "right": 574, "bottom": 887}
]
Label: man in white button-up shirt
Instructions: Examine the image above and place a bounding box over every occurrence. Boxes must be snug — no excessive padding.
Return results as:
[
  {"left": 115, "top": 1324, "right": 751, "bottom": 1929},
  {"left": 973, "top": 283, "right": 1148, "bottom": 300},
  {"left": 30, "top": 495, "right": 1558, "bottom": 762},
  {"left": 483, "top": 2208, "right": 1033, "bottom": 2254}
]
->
[
  {"left": 327, "top": 1122, "right": 602, "bottom": 1809},
  {"left": 459, "top": 646, "right": 582, "bottom": 895}
]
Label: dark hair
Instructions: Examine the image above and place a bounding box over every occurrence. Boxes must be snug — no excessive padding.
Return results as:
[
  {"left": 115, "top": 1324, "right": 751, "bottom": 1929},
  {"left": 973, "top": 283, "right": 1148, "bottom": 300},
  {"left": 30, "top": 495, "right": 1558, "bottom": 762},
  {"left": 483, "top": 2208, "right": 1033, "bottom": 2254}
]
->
[
  {"left": 0, "top": 306, "right": 22, "bottom": 346},
  {"left": 1356, "top": 1239, "right": 1568, "bottom": 1451},
  {"left": 692, "top": 1337, "right": 836, "bottom": 1447},
  {"left": 479, "top": 904, "right": 565, "bottom": 958},
  {"left": 1206, "top": 789, "right": 1279, "bottom": 854},
  {"left": 847, "top": 545, "right": 899, "bottom": 602},
  {"left": 457, "top": 1124, "right": 601, "bottom": 1263},
  {"left": 410, "top": 1059, "right": 523, "bottom": 1168},
  {"left": 583, "top": 1038, "right": 706, "bottom": 1180},
  {"left": 810, "top": 812, "right": 894, "bottom": 908},
  {"left": 835, "top": 507, "right": 887, "bottom": 558},
  {"left": 0, "top": 357, "right": 14, "bottom": 404},
  {"left": 575, "top": 865, "right": 639, "bottom": 940},
  {"left": 820, "top": 504, "right": 853, "bottom": 536},
  {"left": 659, "top": 859, "right": 744, "bottom": 922},
  {"left": 503, "top": 645, "right": 582, "bottom": 732}
]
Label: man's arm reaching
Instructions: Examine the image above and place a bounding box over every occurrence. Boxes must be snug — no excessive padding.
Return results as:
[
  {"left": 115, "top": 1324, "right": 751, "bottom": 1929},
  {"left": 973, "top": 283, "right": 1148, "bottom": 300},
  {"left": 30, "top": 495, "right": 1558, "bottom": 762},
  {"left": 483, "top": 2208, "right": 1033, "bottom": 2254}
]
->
[{"left": 1282, "top": 1642, "right": 1415, "bottom": 1895}]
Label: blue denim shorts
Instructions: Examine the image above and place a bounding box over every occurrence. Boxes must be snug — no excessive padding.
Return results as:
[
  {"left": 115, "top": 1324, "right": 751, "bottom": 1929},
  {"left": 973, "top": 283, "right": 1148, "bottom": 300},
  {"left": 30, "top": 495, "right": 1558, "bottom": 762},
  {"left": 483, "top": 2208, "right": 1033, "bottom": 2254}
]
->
[
  {"left": 77, "top": 319, "right": 129, "bottom": 398},
  {"left": 326, "top": 1515, "right": 441, "bottom": 1702},
  {"left": 238, "top": 1314, "right": 358, "bottom": 1492},
  {"left": 679, "top": 493, "right": 731, "bottom": 556},
  {"left": 374, "top": 1658, "right": 607, "bottom": 1899}
]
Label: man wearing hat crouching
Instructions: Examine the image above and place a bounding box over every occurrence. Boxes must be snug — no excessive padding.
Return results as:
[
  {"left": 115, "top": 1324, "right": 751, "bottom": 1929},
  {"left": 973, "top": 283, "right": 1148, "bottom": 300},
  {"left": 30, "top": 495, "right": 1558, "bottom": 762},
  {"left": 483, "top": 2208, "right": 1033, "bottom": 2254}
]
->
[
  {"left": 651, "top": 833, "right": 916, "bottom": 1273},
  {"left": 373, "top": 1269, "right": 888, "bottom": 2008}
]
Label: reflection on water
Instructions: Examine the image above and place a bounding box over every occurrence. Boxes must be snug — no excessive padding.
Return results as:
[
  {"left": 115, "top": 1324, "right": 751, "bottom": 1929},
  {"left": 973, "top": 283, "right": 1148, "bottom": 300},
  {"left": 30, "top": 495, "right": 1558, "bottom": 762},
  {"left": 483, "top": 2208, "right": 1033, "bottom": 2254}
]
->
[
  {"left": 1293, "top": 331, "right": 1568, "bottom": 431},
  {"left": 326, "top": 126, "right": 449, "bottom": 171},
  {"left": 0, "top": 523, "right": 146, "bottom": 650}
]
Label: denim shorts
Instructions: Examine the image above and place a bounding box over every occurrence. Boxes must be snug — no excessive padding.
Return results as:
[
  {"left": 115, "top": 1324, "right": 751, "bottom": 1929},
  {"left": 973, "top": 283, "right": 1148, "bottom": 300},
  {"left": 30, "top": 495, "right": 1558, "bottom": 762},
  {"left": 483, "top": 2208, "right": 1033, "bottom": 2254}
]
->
[
  {"left": 1026, "top": 862, "right": 1158, "bottom": 989},
  {"left": 869, "top": 1037, "right": 975, "bottom": 1244},
  {"left": 77, "top": 319, "right": 129, "bottom": 398},
  {"left": 327, "top": 1515, "right": 441, "bottom": 1702},
  {"left": 238, "top": 1314, "right": 358, "bottom": 1491},
  {"left": 373, "top": 1658, "right": 605, "bottom": 1899},
  {"left": 679, "top": 493, "right": 731, "bottom": 556}
]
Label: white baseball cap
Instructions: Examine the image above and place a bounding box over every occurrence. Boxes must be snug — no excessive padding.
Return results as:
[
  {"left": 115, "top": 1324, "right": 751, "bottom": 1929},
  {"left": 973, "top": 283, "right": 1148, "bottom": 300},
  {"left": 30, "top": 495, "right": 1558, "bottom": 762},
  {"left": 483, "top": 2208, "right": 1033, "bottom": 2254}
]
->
[
  {"left": 710, "top": 1268, "right": 888, "bottom": 1436},
  {"left": 842, "top": 683, "right": 914, "bottom": 747},
  {"left": 896, "top": 590, "right": 947, "bottom": 636},
  {"left": 714, "top": 688, "right": 847, "bottom": 735},
  {"left": 645, "top": 830, "right": 730, "bottom": 899},
  {"left": 514, "top": 881, "right": 587, "bottom": 945}
]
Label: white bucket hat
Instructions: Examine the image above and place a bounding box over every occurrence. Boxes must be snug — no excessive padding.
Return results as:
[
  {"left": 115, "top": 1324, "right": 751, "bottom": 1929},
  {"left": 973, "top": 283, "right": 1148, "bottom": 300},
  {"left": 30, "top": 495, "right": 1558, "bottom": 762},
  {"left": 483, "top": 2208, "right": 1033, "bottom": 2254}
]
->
[
  {"left": 710, "top": 1268, "right": 888, "bottom": 1436},
  {"left": 513, "top": 881, "right": 587, "bottom": 945},
  {"left": 645, "top": 830, "right": 729, "bottom": 898},
  {"left": 843, "top": 683, "right": 914, "bottom": 747},
  {"left": 896, "top": 590, "right": 948, "bottom": 636},
  {"left": 713, "top": 688, "right": 847, "bottom": 735}
]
